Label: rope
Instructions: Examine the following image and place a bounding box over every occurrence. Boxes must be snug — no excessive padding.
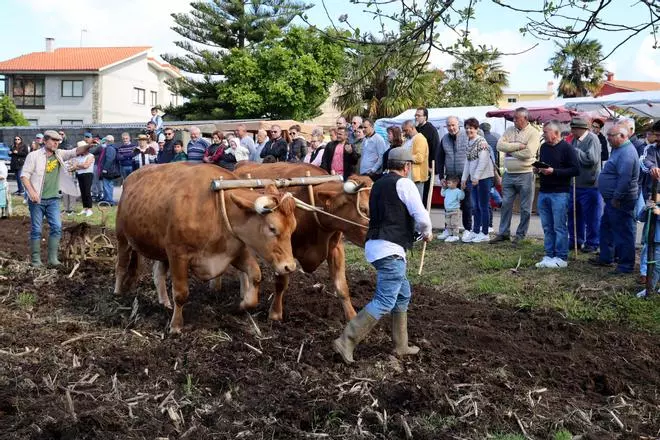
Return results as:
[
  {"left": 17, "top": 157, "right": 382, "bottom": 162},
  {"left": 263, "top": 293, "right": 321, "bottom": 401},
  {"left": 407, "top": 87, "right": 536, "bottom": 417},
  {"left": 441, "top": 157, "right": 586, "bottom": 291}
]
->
[{"left": 292, "top": 196, "right": 369, "bottom": 229}]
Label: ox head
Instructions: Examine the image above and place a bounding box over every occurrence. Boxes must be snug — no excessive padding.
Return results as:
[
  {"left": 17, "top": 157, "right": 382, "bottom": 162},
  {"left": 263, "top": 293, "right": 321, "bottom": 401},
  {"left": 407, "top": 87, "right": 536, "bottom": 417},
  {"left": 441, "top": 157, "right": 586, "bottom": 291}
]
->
[
  {"left": 229, "top": 185, "right": 297, "bottom": 275},
  {"left": 314, "top": 175, "right": 373, "bottom": 246}
]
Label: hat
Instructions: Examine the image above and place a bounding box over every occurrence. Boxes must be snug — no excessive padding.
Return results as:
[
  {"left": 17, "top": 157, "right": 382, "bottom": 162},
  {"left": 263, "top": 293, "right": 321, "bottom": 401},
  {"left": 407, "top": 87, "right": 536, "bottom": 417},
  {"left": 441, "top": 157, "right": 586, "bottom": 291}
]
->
[
  {"left": 388, "top": 147, "right": 413, "bottom": 162},
  {"left": 77, "top": 140, "right": 87, "bottom": 148},
  {"left": 35, "top": 133, "right": 44, "bottom": 139},
  {"left": 137, "top": 134, "right": 149, "bottom": 141},
  {"left": 43, "top": 130, "right": 62, "bottom": 141},
  {"left": 158, "top": 133, "right": 166, "bottom": 143},
  {"left": 570, "top": 118, "right": 589, "bottom": 129},
  {"left": 84, "top": 132, "right": 93, "bottom": 138}
]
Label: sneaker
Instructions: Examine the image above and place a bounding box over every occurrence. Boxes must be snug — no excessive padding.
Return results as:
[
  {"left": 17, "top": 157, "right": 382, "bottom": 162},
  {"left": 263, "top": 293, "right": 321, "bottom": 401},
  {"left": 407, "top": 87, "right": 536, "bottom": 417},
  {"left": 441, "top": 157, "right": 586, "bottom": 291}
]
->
[
  {"left": 461, "top": 231, "right": 476, "bottom": 243},
  {"left": 488, "top": 227, "right": 494, "bottom": 233},
  {"left": 84, "top": 209, "right": 93, "bottom": 217},
  {"left": 437, "top": 230, "right": 450, "bottom": 240},
  {"left": 471, "top": 232, "right": 490, "bottom": 243},
  {"left": 445, "top": 235, "right": 460, "bottom": 243},
  {"left": 552, "top": 257, "right": 568, "bottom": 268},
  {"left": 636, "top": 289, "right": 648, "bottom": 299},
  {"left": 535, "top": 256, "right": 553, "bottom": 268},
  {"left": 66, "top": 211, "right": 74, "bottom": 217},
  {"left": 490, "top": 234, "right": 510, "bottom": 244},
  {"left": 77, "top": 209, "right": 86, "bottom": 216}
]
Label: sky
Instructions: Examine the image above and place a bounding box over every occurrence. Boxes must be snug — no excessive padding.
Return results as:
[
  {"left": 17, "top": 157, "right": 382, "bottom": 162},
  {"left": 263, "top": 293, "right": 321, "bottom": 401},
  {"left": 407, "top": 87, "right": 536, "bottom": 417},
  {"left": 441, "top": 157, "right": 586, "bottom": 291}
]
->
[{"left": 0, "top": 0, "right": 658, "bottom": 92}]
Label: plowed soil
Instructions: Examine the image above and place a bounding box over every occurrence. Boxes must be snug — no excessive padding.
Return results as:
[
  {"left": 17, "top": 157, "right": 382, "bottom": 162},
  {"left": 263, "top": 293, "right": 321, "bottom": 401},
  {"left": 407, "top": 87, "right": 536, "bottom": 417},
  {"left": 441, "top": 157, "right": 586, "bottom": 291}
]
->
[{"left": 0, "top": 216, "right": 658, "bottom": 439}]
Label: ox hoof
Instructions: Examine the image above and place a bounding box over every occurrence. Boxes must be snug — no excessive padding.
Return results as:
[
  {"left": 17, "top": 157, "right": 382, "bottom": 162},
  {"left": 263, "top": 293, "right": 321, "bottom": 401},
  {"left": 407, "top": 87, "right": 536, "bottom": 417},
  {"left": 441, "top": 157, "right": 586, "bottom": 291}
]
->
[
  {"left": 239, "top": 300, "right": 257, "bottom": 311},
  {"left": 168, "top": 326, "right": 182, "bottom": 335},
  {"left": 159, "top": 299, "right": 173, "bottom": 309},
  {"left": 268, "top": 310, "right": 283, "bottom": 321}
]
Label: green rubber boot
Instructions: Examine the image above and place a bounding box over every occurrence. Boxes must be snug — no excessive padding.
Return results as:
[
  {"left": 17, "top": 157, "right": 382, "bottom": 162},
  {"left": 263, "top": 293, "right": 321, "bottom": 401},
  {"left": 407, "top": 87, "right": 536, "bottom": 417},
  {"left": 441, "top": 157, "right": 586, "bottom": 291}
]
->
[
  {"left": 30, "top": 239, "right": 42, "bottom": 267},
  {"left": 47, "top": 236, "right": 61, "bottom": 266},
  {"left": 391, "top": 312, "right": 420, "bottom": 356},
  {"left": 332, "top": 309, "right": 378, "bottom": 364}
]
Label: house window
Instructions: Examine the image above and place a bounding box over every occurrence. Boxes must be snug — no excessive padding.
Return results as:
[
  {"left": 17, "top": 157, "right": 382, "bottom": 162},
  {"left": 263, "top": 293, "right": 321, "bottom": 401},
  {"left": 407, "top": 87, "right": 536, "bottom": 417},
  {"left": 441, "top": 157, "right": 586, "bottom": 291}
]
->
[
  {"left": 26, "top": 119, "right": 39, "bottom": 126},
  {"left": 61, "top": 80, "right": 83, "bottom": 97},
  {"left": 134, "top": 87, "right": 145, "bottom": 105},
  {"left": 150, "top": 91, "right": 158, "bottom": 106},
  {"left": 0, "top": 75, "right": 6, "bottom": 95},
  {"left": 507, "top": 97, "right": 517, "bottom": 103},
  {"left": 12, "top": 76, "right": 45, "bottom": 108},
  {"left": 60, "top": 119, "right": 83, "bottom": 125}
]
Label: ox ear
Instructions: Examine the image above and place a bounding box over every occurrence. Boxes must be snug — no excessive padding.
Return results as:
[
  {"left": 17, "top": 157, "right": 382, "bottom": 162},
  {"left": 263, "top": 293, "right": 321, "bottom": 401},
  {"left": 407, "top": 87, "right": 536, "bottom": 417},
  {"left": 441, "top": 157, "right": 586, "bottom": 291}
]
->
[
  {"left": 230, "top": 193, "right": 275, "bottom": 214},
  {"left": 229, "top": 193, "right": 256, "bottom": 213},
  {"left": 316, "top": 191, "right": 341, "bottom": 210},
  {"left": 264, "top": 184, "right": 279, "bottom": 196}
]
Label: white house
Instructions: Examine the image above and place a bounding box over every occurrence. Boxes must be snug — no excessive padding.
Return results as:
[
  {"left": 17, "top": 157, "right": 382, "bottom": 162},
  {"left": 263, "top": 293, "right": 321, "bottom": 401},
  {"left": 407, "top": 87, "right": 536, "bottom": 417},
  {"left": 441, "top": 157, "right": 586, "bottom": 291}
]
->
[{"left": 0, "top": 40, "right": 182, "bottom": 126}]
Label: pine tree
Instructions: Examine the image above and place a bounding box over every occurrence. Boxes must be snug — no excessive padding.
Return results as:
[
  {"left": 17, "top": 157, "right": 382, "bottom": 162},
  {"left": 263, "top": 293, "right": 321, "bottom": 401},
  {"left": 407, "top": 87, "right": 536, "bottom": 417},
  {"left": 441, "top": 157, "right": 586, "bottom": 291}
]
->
[
  {"left": 0, "top": 95, "right": 29, "bottom": 127},
  {"left": 162, "top": 0, "right": 311, "bottom": 119}
]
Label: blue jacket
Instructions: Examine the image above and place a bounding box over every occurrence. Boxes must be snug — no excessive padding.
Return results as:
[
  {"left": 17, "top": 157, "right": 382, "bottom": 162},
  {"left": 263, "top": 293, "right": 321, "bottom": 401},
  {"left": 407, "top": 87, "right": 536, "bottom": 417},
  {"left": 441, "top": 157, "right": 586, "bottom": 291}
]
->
[
  {"left": 117, "top": 143, "right": 135, "bottom": 167},
  {"left": 597, "top": 141, "right": 639, "bottom": 201}
]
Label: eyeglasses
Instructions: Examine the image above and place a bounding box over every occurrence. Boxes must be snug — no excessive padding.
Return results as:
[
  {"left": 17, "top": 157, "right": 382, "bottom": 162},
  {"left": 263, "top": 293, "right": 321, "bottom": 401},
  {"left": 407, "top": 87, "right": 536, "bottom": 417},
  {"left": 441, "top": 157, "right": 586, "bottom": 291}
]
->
[
  {"left": 165, "top": 132, "right": 174, "bottom": 136},
  {"left": 289, "top": 132, "right": 296, "bottom": 135}
]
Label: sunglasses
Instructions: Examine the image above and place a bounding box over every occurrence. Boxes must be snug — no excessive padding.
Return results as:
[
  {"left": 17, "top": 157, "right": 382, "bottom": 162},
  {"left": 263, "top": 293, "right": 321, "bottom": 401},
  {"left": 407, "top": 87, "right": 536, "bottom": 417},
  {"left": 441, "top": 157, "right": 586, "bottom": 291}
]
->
[{"left": 289, "top": 131, "right": 296, "bottom": 135}]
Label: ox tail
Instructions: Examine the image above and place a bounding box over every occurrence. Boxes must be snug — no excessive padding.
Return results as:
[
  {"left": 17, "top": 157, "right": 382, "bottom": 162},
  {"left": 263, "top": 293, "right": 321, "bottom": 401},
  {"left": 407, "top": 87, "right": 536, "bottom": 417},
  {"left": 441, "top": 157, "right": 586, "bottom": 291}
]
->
[{"left": 121, "top": 249, "right": 141, "bottom": 292}]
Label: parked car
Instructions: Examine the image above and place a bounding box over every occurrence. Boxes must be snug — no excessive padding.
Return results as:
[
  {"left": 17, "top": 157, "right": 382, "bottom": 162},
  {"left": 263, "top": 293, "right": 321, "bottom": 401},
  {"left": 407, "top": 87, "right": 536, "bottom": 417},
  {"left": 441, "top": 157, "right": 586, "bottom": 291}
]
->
[{"left": 0, "top": 143, "right": 10, "bottom": 167}]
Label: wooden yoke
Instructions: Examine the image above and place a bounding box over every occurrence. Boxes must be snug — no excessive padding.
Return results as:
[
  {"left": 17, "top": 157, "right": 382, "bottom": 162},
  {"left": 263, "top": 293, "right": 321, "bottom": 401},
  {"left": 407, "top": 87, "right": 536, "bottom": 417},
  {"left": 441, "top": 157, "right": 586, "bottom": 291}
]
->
[{"left": 211, "top": 175, "right": 343, "bottom": 191}]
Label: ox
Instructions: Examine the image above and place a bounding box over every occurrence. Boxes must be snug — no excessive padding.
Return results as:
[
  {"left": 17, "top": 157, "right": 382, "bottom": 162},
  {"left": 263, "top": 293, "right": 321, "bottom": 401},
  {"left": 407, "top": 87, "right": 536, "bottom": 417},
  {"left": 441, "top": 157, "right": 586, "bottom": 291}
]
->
[
  {"left": 234, "top": 162, "right": 372, "bottom": 321},
  {"left": 114, "top": 162, "right": 297, "bottom": 333}
]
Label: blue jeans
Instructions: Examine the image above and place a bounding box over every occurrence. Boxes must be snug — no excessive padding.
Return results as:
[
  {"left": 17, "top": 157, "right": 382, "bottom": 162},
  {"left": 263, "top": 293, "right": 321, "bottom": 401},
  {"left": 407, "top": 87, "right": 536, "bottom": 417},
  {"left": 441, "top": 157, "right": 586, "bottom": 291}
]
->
[
  {"left": 599, "top": 198, "right": 636, "bottom": 273},
  {"left": 646, "top": 245, "right": 660, "bottom": 290},
  {"left": 364, "top": 256, "right": 411, "bottom": 320},
  {"left": 15, "top": 168, "right": 24, "bottom": 193},
  {"left": 102, "top": 178, "right": 115, "bottom": 204},
  {"left": 569, "top": 187, "right": 603, "bottom": 248},
  {"left": 28, "top": 198, "right": 62, "bottom": 240},
  {"left": 471, "top": 177, "right": 493, "bottom": 235},
  {"left": 120, "top": 165, "right": 133, "bottom": 181},
  {"left": 538, "top": 192, "right": 570, "bottom": 260},
  {"left": 499, "top": 172, "right": 535, "bottom": 238}
]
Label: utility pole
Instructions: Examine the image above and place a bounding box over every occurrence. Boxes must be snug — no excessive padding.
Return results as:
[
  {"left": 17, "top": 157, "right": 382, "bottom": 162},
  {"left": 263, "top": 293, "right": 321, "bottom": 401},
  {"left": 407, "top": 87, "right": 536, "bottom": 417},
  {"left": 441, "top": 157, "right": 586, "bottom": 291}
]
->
[{"left": 80, "top": 29, "right": 87, "bottom": 47}]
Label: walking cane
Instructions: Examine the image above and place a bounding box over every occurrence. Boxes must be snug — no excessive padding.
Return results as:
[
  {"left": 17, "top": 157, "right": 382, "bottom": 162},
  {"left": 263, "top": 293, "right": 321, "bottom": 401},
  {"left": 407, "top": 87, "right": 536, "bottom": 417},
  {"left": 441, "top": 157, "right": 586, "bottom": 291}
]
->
[
  {"left": 573, "top": 177, "right": 578, "bottom": 260},
  {"left": 646, "top": 180, "right": 658, "bottom": 296},
  {"left": 418, "top": 160, "right": 435, "bottom": 275}
]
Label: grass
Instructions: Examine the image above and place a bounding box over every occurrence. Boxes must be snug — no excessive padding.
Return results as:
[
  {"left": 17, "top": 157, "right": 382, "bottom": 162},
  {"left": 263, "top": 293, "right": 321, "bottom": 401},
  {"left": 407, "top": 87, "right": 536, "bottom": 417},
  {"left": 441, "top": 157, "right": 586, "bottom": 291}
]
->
[
  {"left": 15, "top": 292, "right": 36, "bottom": 310},
  {"left": 11, "top": 194, "right": 118, "bottom": 229},
  {"left": 345, "top": 239, "right": 660, "bottom": 333}
]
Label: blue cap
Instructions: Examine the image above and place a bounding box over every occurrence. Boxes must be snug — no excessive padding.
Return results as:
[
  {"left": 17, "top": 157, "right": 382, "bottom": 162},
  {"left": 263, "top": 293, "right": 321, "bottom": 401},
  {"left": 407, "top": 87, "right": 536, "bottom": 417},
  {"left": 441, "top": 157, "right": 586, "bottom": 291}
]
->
[
  {"left": 84, "top": 132, "right": 92, "bottom": 138},
  {"left": 35, "top": 133, "right": 44, "bottom": 139}
]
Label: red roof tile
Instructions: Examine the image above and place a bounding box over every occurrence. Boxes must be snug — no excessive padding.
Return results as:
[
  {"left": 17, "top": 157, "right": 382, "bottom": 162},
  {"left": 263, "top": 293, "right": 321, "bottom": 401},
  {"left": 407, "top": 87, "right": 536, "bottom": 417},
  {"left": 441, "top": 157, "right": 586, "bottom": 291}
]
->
[
  {"left": 604, "top": 80, "right": 660, "bottom": 92},
  {"left": 0, "top": 47, "right": 151, "bottom": 72}
]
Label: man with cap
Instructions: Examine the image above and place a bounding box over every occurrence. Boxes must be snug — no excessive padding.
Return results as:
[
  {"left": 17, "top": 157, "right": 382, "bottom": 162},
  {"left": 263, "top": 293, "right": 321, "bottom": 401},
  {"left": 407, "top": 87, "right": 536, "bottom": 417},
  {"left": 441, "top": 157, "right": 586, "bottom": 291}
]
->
[
  {"left": 568, "top": 117, "right": 604, "bottom": 254},
  {"left": 21, "top": 131, "right": 92, "bottom": 266},
  {"left": 333, "top": 147, "right": 433, "bottom": 364},
  {"left": 34, "top": 133, "right": 44, "bottom": 150}
]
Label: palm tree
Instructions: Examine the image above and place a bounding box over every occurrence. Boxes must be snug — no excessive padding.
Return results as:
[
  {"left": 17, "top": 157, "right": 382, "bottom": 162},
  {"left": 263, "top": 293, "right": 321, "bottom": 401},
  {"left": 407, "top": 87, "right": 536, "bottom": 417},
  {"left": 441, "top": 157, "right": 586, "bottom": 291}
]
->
[
  {"left": 333, "top": 44, "right": 442, "bottom": 119},
  {"left": 436, "top": 44, "right": 509, "bottom": 107},
  {"left": 548, "top": 39, "right": 605, "bottom": 97}
]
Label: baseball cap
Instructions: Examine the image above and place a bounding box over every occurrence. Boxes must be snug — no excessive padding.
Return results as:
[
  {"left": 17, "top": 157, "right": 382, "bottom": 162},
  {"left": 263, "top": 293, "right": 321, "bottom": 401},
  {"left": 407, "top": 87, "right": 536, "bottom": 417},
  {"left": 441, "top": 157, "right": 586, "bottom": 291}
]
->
[
  {"left": 84, "top": 132, "right": 93, "bottom": 138},
  {"left": 388, "top": 147, "right": 413, "bottom": 162},
  {"left": 35, "top": 133, "right": 44, "bottom": 139}
]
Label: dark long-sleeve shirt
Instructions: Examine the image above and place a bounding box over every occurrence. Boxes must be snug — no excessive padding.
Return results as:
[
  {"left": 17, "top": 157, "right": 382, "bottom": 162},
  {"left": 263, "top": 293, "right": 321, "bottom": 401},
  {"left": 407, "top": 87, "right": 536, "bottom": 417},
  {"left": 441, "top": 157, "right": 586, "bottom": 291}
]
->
[
  {"left": 260, "top": 137, "right": 288, "bottom": 162},
  {"left": 538, "top": 140, "right": 579, "bottom": 193},
  {"left": 597, "top": 132, "right": 609, "bottom": 162},
  {"left": 417, "top": 121, "right": 440, "bottom": 174}
]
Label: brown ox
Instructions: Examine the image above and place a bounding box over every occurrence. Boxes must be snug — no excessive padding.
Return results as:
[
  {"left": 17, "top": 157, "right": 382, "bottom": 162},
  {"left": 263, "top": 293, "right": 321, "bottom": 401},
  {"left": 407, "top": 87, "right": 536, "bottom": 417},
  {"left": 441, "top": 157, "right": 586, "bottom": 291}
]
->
[
  {"left": 234, "top": 162, "right": 372, "bottom": 321},
  {"left": 114, "top": 162, "right": 297, "bottom": 333}
]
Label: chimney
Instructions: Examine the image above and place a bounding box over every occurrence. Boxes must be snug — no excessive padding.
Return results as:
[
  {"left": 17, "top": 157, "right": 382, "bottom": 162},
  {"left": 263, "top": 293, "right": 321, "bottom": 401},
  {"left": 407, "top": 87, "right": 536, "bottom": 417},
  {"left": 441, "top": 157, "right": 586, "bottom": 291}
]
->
[
  {"left": 606, "top": 71, "right": 614, "bottom": 82},
  {"left": 45, "top": 37, "right": 54, "bottom": 53},
  {"left": 547, "top": 81, "right": 554, "bottom": 92}
]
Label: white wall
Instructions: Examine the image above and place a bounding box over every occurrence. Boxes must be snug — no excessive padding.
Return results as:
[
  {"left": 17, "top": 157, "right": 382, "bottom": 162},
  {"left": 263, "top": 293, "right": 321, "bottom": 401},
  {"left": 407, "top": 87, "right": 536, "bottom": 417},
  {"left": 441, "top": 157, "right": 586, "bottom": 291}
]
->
[
  {"left": 20, "top": 74, "right": 95, "bottom": 126},
  {"left": 100, "top": 55, "right": 180, "bottom": 123}
]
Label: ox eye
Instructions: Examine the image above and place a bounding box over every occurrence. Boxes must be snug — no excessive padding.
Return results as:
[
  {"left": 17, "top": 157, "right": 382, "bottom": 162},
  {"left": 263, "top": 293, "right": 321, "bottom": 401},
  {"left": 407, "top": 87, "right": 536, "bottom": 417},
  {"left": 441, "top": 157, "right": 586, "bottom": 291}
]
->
[{"left": 268, "top": 224, "right": 278, "bottom": 235}]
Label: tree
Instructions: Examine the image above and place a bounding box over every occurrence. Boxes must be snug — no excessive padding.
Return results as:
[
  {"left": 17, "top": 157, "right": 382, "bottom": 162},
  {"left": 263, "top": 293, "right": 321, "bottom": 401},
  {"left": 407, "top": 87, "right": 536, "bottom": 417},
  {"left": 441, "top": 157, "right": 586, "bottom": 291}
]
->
[
  {"left": 334, "top": 44, "right": 443, "bottom": 119},
  {"left": 548, "top": 39, "right": 605, "bottom": 97},
  {"left": 216, "top": 27, "right": 345, "bottom": 120},
  {"left": 0, "top": 95, "right": 29, "bottom": 127},
  {"left": 306, "top": 1, "right": 659, "bottom": 82},
  {"left": 433, "top": 44, "right": 509, "bottom": 107},
  {"left": 162, "top": 0, "right": 311, "bottom": 119}
]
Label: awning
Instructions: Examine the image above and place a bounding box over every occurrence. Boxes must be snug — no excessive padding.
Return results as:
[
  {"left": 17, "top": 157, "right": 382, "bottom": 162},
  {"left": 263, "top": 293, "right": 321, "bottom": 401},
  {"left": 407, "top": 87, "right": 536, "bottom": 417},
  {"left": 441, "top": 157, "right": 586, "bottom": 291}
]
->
[{"left": 564, "top": 91, "right": 660, "bottom": 119}]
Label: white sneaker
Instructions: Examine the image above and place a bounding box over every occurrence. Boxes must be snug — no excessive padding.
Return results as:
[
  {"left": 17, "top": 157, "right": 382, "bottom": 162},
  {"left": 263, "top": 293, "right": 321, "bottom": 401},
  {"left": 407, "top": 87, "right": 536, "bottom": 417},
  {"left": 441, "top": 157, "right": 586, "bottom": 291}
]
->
[
  {"left": 471, "top": 232, "right": 490, "bottom": 243},
  {"left": 77, "top": 209, "right": 86, "bottom": 216},
  {"left": 636, "top": 289, "right": 648, "bottom": 298},
  {"left": 445, "top": 235, "right": 460, "bottom": 243},
  {"left": 461, "top": 231, "right": 475, "bottom": 243},
  {"left": 84, "top": 209, "right": 93, "bottom": 217},
  {"left": 488, "top": 227, "right": 494, "bottom": 233},
  {"left": 552, "top": 257, "right": 568, "bottom": 268},
  {"left": 437, "top": 230, "right": 450, "bottom": 240},
  {"left": 535, "top": 256, "right": 553, "bottom": 268}
]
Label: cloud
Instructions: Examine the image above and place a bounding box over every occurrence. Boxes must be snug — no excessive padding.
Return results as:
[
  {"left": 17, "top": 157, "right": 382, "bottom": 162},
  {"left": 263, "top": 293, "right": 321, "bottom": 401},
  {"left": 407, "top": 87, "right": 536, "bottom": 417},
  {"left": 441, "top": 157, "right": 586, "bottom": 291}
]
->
[
  {"left": 428, "top": 27, "right": 555, "bottom": 91},
  {"left": 20, "top": 0, "right": 190, "bottom": 57},
  {"left": 632, "top": 35, "right": 660, "bottom": 82}
]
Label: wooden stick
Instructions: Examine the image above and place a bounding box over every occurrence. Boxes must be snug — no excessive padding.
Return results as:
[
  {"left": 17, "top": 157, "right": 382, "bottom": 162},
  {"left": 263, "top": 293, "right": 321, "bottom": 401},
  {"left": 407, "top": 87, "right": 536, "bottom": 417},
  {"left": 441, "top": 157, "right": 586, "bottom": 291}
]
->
[
  {"left": 418, "top": 160, "right": 436, "bottom": 275},
  {"left": 573, "top": 178, "right": 578, "bottom": 260},
  {"left": 211, "top": 175, "right": 343, "bottom": 190}
]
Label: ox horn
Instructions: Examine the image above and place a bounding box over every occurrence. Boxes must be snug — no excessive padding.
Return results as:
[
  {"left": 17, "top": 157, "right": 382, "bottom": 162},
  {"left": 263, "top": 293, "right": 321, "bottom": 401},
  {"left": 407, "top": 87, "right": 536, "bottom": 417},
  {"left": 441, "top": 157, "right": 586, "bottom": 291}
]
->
[
  {"left": 343, "top": 180, "right": 365, "bottom": 194},
  {"left": 254, "top": 195, "right": 275, "bottom": 214}
]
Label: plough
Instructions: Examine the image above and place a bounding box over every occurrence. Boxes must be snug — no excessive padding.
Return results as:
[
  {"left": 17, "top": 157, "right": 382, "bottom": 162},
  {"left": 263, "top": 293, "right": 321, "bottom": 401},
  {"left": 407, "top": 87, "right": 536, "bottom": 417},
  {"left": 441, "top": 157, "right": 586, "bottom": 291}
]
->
[{"left": 64, "top": 202, "right": 116, "bottom": 264}]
